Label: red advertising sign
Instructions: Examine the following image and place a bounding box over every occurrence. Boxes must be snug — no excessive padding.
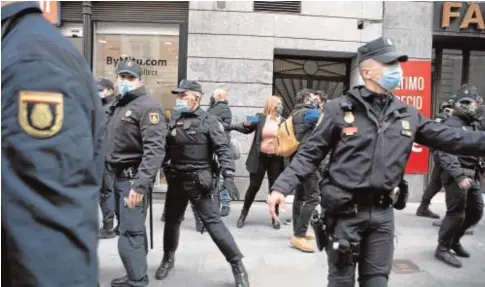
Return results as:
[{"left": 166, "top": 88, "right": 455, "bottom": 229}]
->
[{"left": 393, "top": 60, "right": 432, "bottom": 174}]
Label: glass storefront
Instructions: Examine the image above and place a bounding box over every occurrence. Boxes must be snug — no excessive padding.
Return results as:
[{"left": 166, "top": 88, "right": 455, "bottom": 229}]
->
[{"left": 94, "top": 23, "right": 180, "bottom": 110}]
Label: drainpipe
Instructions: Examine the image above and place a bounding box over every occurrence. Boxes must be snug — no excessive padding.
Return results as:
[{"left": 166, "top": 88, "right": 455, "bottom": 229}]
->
[{"left": 82, "top": 1, "right": 93, "bottom": 70}]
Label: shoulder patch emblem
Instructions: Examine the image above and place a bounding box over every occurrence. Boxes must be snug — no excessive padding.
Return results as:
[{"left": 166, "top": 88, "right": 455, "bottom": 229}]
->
[
  {"left": 125, "top": 110, "right": 132, "bottom": 117},
  {"left": 149, "top": 112, "right": 160, "bottom": 124},
  {"left": 18, "top": 91, "right": 63, "bottom": 138}
]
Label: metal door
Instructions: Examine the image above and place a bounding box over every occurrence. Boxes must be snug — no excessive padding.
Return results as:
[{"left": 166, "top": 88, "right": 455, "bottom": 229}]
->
[{"left": 273, "top": 56, "right": 350, "bottom": 117}]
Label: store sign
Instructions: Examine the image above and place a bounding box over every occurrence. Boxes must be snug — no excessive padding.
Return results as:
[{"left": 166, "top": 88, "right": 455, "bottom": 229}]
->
[
  {"left": 435, "top": 2, "right": 485, "bottom": 32},
  {"left": 106, "top": 56, "right": 168, "bottom": 76},
  {"left": 394, "top": 60, "right": 432, "bottom": 174},
  {"left": 38, "top": 0, "right": 60, "bottom": 26}
]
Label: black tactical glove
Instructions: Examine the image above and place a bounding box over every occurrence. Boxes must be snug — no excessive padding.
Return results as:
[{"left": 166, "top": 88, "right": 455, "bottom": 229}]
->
[{"left": 224, "top": 176, "right": 240, "bottom": 200}]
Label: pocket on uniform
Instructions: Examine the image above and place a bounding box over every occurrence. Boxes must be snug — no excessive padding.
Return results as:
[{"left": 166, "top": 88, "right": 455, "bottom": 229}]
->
[
  {"left": 321, "top": 182, "right": 354, "bottom": 214},
  {"left": 197, "top": 170, "right": 214, "bottom": 193}
]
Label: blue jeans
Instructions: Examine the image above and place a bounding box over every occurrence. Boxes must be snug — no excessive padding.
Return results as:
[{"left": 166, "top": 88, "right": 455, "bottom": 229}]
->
[
  {"left": 219, "top": 188, "right": 231, "bottom": 207},
  {"left": 217, "top": 175, "right": 231, "bottom": 207}
]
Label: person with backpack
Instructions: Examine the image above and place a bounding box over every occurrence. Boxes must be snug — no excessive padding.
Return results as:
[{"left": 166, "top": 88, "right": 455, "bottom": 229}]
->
[
  {"left": 229, "top": 96, "right": 285, "bottom": 230},
  {"left": 286, "top": 89, "right": 323, "bottom": 253}
]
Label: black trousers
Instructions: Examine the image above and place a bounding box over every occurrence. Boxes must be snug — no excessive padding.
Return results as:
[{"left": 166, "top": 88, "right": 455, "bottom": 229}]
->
[
  {"left": 438, "top": 180, "right": 484, "bottom": 248},
  {"left": 243, "top": 153, "right": 284, "bottom": 212},
  {"left": 421, "top": 163, "right": 442, "bottom": 205},
  {"left": 100, "top": 165, "right": 119, "bottom": 227},
  {"left": 327, "top": 207, "right": 394, "bottom": 287},
  {"left": 293, "top": 171, "right": 320, "bottom": 237},
  {"left": 163, "top": 171, "right": 243, "bottom": 263}
]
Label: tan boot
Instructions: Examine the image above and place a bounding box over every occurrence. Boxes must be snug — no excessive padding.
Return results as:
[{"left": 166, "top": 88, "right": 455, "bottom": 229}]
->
[
  {"left": 305, "top": 232, "right": 316, "bottom": 241},
  {"left": 290, "top": 236, "right": 316, "bottom": 253}
]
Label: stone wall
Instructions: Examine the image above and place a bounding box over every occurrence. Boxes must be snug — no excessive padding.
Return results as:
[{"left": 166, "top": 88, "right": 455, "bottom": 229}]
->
[{"left": 187, "top": 1, "right": 384, "bottom": 200}]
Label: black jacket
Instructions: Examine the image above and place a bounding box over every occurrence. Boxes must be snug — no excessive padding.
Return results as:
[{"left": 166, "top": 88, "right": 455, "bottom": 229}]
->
[
  {"left": 207, "top": 100, "right": 232, "bottom": 131},
  {"left": 231, "top": 113, "right": 285, "bottom": 174},
  {"left": 272, "top": 86, "right": 485, "bottom": 196},
  {"left": 165, "top": 108, "right": 235, "bottom": 176},
  {"left": 102, "top": 95, "right": 117, "bottom": 125},
  {"left": 438, "top": 112, "right": 482, "bottom": 183},
  {"left": 105, "top": 86, "right": 167, "bottom": 195}
]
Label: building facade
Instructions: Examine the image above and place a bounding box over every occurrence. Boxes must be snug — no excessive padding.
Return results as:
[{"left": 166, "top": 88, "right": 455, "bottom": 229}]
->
[{"left": 43, "top": 1, "right": 485, "bottom": 201}]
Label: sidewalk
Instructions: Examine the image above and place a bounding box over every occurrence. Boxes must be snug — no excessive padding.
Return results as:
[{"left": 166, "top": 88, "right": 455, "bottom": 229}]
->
[{"left": 98, "top": 194, "right": 485, "bottom": 287}]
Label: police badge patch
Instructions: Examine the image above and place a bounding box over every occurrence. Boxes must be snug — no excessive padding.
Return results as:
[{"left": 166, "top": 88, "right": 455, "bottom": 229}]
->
[
  {"left": 149, "top": 112, "right": 160, "bottom": 124},
  {"left": 18, "top": 91, "right": 63, "bottom": 138}
]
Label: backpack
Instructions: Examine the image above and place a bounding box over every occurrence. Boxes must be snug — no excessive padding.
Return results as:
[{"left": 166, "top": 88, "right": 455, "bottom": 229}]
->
[{"left": 274, "top": 111, "right": 303, "bottom": 157}]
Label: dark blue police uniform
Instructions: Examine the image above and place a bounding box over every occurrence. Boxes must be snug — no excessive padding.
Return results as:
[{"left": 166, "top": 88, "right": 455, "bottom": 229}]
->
[
  {"left": 271, "top": 37, "right": 485, "bottom": 287},
  {"left": 1, "top": 2, "right": 104, "bottom": 287},
  {"left": 105, "top": 60, "right": 167, "bottom": 287}
]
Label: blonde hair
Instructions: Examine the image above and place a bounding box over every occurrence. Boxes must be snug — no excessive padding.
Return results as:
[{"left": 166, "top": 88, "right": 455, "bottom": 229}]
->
[
  {"left": 213, "top": 89, "right": 228, "bottom": 102},
  {"left": 263, "top": 95, "right": 282, "bottom": 117}
]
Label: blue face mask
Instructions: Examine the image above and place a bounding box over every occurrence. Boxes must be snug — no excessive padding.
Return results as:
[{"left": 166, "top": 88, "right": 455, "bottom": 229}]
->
[
  {"left": 118, "top": 80, "right": 135, "bottom": 96},
  {"left": 174, "top": 99, "right": 189, "bottom": 113},
  {"left": 378, "top": 63, "right": 402, "bottom": 92}
]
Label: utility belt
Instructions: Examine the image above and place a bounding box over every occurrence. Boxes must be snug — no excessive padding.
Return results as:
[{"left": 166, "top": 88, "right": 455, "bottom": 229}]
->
[
  {"left": 321, "top": 180, "right": 409, "bottom": 215},
  {"left": 166, "top": 168, "right": 215, "bottom": 196},
  {"left": 109, "top": 165, "right": 138, "bottom": 180}
]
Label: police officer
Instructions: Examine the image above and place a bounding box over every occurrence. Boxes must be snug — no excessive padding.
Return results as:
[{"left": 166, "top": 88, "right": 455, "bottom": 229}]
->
[
  {"left": 416, "top": 98, "right": 455, "bottom": 219},
  {"left": 105, "top": 60, "right": 166, "bottom": 287},
  {"left": 156, "top": 80, "right": 249, "bottom": 287},
  {"left": 2, "top": 1, "right": 104, "bottom": 286},
  {"left": 98, "top": 78, "right": 120, "bottom": 239},
  {"left": 267, "top": 37, "right": 485, "bottom": 287},
  {"left": 289, "top": 88, "right": 323, "bottom": 253},
  {"left": 435, "top": 86, "right": 484, "bottom": 268}
]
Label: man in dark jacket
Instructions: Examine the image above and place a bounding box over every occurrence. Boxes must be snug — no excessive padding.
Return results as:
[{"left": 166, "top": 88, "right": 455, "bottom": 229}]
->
[
  {"left": 435, "top": 86, "right": 484, "bottom": 268},
  {"left": 97, "top": 78, "right": 120, "bottom": 239},
  {"left": 289, "top": 88, "right": 323, "bottom": 253},
  {"left": 208, "top": 89, "right": 233, "bottom": 216},
  {"left": 416, "top": 98, "right": 455, "bottom": 219}
]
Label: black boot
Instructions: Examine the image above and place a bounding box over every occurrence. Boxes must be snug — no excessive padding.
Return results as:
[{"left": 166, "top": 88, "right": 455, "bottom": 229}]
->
[
  {"left": 230, "top": 261, "right": 250, "bottom": 287},
  {"left": 155, "top": 252, "right": 175, "bottom": 280},
  {"left": 451, "top": 243, "right": 470, "bottom": 258},
  {"left": 416, "top": 203, "right": 440, "bottom": 219},
  {"left": 99, "top": 219, "right": 116, "bottom": 239},
  {"left": 237, "top": 209, "right": 248, "bottom": 229},
  {"left": 111, "top": 276, "right": 128, "bottom": 287},
  {"left": 435, "top": 245, "right": 462, "bottom": 268}
]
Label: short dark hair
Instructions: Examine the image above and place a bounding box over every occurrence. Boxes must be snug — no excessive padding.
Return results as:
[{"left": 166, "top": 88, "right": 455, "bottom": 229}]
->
[
  {"left": 296, "top": 88, "right": 314, "bottom": 104},
  {"left": 314, "top": 90, "right": 328, "bottom": 102}
]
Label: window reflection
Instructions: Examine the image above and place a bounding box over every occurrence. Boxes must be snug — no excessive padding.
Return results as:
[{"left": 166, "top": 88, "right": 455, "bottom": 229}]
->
[{"left": 95, "top": 34, "right": 179, "bottom": 110}]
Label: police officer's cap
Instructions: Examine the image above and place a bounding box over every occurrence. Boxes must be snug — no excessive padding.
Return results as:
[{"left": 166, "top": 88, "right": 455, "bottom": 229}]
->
[
  {"left": 455, "top": 84, "right": 479, "bottom": 103},
  {"left": 171, "top": 79, "right": 203, "bottom": 94},
  {"left": 96, "top": 78, "right": 114, "bottom": 91},
  {"left": 116, "top": 60, "right": 142, "bottom": 78},
  {"left": 357, "top": 37, "right": 408, "bottom": 64}
]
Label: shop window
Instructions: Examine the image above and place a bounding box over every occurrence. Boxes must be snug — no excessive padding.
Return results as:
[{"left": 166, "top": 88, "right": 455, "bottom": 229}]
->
[
  {"left": 95, "top": 33, "right": 179, "bottom": 110},
  {"left": 469, "top": 51, "right": 485, "bottom": 98}
]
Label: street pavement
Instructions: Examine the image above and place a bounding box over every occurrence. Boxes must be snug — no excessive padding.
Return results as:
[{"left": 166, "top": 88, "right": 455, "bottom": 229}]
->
[{"left": 98, "top": 193, "right": 485, "bottom": 287}]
